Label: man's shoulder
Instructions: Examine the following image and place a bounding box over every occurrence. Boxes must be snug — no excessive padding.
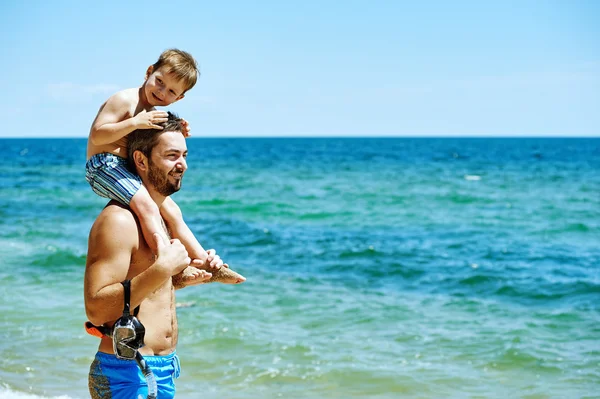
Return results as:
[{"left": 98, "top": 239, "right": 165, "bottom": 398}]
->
[{"left": 91, "top": 201, "right": 139, "bottom": 236}]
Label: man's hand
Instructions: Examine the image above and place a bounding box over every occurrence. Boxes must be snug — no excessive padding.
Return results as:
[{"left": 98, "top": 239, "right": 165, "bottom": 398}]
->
[
  {"left": 181, "top": 119, "right": 191, "bottom": 137},
  {"left": 153, "top": 234, "right": 190, "bottom": 276},
  {"left": 134, "top": 110, "right": 168, "bottom": 130}
]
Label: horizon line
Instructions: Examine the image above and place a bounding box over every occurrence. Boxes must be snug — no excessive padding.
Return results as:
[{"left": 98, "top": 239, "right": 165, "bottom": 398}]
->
[{"left": 1, "top": 135, "right": 599, "bottom": 139}]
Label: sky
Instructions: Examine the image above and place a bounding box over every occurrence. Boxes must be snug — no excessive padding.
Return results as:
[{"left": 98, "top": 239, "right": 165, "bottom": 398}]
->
[{"left": 0, "top": 0, "right": 598, "bottom": 137}]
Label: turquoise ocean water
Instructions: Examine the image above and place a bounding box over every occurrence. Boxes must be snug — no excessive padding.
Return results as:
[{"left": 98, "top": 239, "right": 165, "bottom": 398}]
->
[{"left": 0, "top": 137, "right": 599, "bottom": 399}]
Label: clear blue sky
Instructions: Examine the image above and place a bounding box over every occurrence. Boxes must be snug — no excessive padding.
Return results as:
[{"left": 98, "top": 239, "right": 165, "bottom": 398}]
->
[{"left": 1, "top": 0, "right": 598, "bottom": 137}]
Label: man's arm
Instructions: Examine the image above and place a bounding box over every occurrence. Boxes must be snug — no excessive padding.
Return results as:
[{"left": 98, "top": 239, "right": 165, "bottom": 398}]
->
[
  {"left": 84, "top": 205, "right": 190, "bottom": 326},
  {"left": 88, "top": 92, "right": 168, "bottom": 146}
]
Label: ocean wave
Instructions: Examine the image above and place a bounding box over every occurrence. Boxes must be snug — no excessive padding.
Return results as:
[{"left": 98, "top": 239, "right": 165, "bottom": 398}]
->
[
  {"left": 30, "top": 248, "right": 85, "bottom": 270},
  {"left": 338, "top": 247, "right": 380, "bottom": 259},
  {"left": 435, "top": 193, "right": 494, "bottom": 205}
]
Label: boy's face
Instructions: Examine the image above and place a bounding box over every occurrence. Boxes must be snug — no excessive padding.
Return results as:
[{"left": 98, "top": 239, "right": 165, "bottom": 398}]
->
[{"left": 144, "top": 66, "right": 187, "bottom": 107}]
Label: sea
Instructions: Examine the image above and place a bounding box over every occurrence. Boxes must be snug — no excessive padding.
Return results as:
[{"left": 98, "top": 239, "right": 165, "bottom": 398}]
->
[{"left": 0, "top": 137, "right": 598, "bottom": 399}]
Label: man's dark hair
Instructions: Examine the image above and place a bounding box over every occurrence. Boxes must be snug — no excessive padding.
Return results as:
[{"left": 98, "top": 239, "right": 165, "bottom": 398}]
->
[{"left": 128, "top": 112, "right": 184, "bottom": 166}]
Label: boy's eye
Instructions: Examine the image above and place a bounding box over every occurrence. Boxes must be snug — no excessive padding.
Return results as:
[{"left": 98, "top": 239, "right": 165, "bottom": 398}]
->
[{"left": 157, "top": 78, "right": 163, "bottom": 84}]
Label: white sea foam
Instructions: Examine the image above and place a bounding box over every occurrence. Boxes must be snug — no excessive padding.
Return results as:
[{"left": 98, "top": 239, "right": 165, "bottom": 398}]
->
[
  {"left": 0, "top": 387, "right": 77, "bottom": 399},
  {"left": 464, "top": 174, "right": 481, "bottom": 181}
]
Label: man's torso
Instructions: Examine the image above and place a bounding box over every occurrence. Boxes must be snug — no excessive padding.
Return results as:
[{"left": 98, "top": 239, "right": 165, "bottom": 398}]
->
[{"left": 94, "top": 202, "right": 178, "bottom": 356}]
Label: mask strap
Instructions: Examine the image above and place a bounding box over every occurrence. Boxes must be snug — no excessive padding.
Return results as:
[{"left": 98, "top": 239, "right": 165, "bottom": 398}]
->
[
  {"left": 121, "top": 280, "right": 131, "bottom": 317},
  {"left": 121, "top": 280, "right": 141, "bottom": 317}
]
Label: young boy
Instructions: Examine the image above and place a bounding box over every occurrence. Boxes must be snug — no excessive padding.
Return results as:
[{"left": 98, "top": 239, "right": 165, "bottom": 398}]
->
[{"left": 86, "top": 48, "right": 245, "bottom": 284}]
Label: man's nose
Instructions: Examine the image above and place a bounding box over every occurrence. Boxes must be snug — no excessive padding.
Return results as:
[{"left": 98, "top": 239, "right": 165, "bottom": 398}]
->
[{"left": 177, "top": 158, "right": 187, "bottom": 171}]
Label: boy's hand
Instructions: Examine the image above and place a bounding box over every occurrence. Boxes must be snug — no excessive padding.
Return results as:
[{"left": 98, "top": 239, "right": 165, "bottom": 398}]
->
[
  {"left": 190, "top": 249, "right": 226, "bottom": 272},
  {"left": 135, "top": 111, "right": 168, "bottom": 130},
  {"left": 181, "top": 119, "right": 191, "bottom": 137}
]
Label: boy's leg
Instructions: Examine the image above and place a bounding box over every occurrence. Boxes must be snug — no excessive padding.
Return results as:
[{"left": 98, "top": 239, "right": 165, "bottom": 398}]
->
[
  {"left": 160, "top": 197, "right": 207, "bottom": 261},
  {"left": 160, "top": 197, "right": 246, "bottom": 284},
  {"left": 129, "top": 185, "right": 169, "bottom": 254},
  {"left": 86, "top": 154, "right": 169, "bottom": 255}
]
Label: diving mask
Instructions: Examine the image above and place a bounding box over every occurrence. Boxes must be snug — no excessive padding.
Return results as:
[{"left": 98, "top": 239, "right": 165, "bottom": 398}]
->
[{"left": 112, "top": 279, "right": 146, "bottom": 360}]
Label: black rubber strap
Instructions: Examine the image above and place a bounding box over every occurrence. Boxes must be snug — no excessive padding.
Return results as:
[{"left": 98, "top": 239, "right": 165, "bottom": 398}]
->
[
  {"left": 121, "top": 279, "right": 140, "bottom": 317},
  {"left": 121, "top": 280, "right": 131, "bottom": 316}
]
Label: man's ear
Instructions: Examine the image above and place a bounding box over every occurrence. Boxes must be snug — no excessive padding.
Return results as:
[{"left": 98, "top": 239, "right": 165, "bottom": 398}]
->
[
  {"left": 132, "top": 150, "right": 149, "bottom": 172},
  {"left": 145, "top": 65, "right": 154, "bottom": 80}
]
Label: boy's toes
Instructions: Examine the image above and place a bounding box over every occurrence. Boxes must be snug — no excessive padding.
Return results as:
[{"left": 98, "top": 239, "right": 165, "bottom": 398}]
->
[{"left": 199, "top": 271, "right": 212, "bottom": 282}]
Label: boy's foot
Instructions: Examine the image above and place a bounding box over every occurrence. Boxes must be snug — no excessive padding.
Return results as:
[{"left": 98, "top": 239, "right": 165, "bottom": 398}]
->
[
  {"left": 204, "top": 266, "right": 246, "bottom": 284},
  {"left": 178, "top": 267, "right": 212, "bottom": 286},
  {"left": 191, "top": 254, "right": 246, "bottom": 284}
]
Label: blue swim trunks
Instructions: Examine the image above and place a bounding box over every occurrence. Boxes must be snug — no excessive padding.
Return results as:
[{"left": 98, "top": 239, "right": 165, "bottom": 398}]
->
[
  {"left": 89, "top": 351, "right": 181, "bottom": 399},
  {"left": 86, "top": 153, "right": 142, "bottom": 205}
]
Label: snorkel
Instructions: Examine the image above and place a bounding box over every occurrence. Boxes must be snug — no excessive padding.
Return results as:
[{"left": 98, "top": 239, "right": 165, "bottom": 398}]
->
[
  {"left": 135, "top": 351, "right": 158, "bottom": 399},
  {"left": 85, "top": 280, "right": 157, "bottom": 399},
  {"left": 112, "top": 280, "right": 157, "bottom": 399}
]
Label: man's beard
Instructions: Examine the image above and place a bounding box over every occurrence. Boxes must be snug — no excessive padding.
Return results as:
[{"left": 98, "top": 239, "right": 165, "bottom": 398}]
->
[{"left": 147, "top": 161, "right": 182, "bottom": 197}]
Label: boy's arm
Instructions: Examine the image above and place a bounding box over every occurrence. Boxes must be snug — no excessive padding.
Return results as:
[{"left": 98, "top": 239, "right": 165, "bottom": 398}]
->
[{"left": 89, "top": 92, "right": 167, "bottom": 146}]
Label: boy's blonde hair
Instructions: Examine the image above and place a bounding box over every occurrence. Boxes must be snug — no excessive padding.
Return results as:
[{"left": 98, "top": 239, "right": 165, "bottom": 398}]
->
[{"left": 152, "top": 49, "right": 199, "bottom": 92}]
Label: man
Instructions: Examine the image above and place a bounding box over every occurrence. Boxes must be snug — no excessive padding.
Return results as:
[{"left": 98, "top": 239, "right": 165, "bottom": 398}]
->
[{"left": 85, "top": 112, "right": 221, "bottom": 398}]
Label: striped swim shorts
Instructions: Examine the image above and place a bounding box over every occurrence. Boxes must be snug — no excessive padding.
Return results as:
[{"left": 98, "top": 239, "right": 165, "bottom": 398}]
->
[{"left": 85, "top": 152, "right": 142, "bottom": 205}]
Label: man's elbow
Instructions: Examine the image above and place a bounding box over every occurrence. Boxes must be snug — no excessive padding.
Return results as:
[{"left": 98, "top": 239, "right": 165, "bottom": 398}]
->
[
  {"left": 86, "top": 309, "right": 103, "bottom": 326},
  {"left": 85, "top": 300, "right": 110, "bottom": 326}
]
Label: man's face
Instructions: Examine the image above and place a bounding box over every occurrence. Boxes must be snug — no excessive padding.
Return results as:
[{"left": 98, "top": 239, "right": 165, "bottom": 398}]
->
[
  {"left": 146, "top": 131, "right": 188, "bottom": 197},
  {"left": 144, "top": 66, "right": 187, "bottom": 107}
]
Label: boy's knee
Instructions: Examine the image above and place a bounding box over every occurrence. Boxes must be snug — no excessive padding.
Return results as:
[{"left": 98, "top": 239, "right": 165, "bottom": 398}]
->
[
  {"left": 161, "top": 200, "right": 183, "bottom": 222},
  {"left": 131, "top": 194, "right": 161, "bottom": 216}
]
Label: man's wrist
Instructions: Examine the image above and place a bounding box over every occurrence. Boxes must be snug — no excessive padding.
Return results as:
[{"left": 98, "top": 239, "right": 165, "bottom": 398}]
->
[
  {"left": 172, "top": 272, "right": 186, "bottom": 290},
  {"left": 151, "top": 259, "right": 174, "bottom": 281}
]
